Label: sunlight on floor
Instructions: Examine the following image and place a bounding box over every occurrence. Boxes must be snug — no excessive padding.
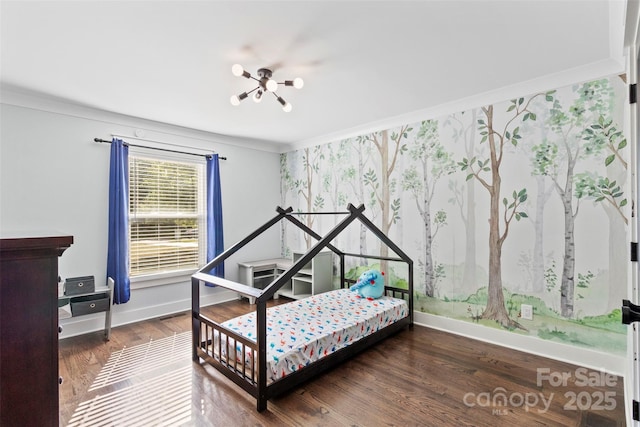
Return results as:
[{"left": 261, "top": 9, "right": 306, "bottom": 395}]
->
[
  {"left": 67, "top": 332, "right": 193, "bottom": 427},
  {"left": 90, "top": 332, "right": 191, "bottom": 391}
]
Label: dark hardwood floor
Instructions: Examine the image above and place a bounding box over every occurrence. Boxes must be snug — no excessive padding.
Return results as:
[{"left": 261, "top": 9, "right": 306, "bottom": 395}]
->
[{"left": 59, "top": 297, "right": 627, "bottom": 426}]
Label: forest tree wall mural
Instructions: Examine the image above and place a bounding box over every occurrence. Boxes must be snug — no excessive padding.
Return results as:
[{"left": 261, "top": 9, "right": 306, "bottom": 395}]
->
[{"left": 280, "top": 75, "right": 629, "bottom": 356}]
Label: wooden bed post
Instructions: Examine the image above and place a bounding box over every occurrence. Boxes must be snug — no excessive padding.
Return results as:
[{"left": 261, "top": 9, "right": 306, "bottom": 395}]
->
[{"left": 256, "top": 301, "right": 268, "bottom": 412}]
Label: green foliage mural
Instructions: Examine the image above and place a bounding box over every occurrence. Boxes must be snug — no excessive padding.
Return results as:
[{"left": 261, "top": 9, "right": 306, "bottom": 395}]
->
[{"left": 281, "top": 75, "right": 628, "bottom": 356}]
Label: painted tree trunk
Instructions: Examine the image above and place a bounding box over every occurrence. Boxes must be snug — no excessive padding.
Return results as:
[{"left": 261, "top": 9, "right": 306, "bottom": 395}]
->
[
  {"left": 421, "top": 157, "right": 434, "bottom": 297},
  {"left": 305, "top": 147, "right": 313, "bottom": 249},
  {"left": 380, "top": 130, "right": 390, "bottom": 274},
  {"left": 483, "top": 165, "right": 509, "bottom": 323},
  {"left": 462, "top": 178, "right": 477, "bottom": 293},
  {"left": 357, "top": 144, "right": 368, "bottom": 264},
  {"left": 532, "top": 175, "right": 547, "bottom": 294},
  {"left": 560, "top": 188, "right": 576, "bottom": 318},
  {"left": 330, "top": 149, "right": 341, "bottom": 275},
  {"left": 481, "top": 105, "right": 514, "bottom": 327},
  {"left": 396, "top": 153, "right": 405, "bottom": 253},
  {"left": 462, "top": 109, "right": 477, "bottom": 293},
  {"left": 280, "top": 154, "right": 289, "bottom": 257}
]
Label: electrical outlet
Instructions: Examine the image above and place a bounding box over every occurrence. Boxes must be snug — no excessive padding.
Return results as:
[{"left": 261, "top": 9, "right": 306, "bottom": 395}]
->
[{"left": 521, "top": 304, "right": 533, "bottom": 320}]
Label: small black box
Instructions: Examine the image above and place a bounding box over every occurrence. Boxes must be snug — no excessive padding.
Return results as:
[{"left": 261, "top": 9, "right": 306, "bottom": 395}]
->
[
  {"left": 64, "top": 275, "right": 95, "bottom": 295},
  {"left": 71, "top": 294, "right": 109, "bottom": 316}
]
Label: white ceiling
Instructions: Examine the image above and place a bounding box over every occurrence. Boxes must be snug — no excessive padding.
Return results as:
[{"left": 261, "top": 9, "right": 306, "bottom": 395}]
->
[{"left": 1, "top": 1, "right": 637, "bottom": 152}]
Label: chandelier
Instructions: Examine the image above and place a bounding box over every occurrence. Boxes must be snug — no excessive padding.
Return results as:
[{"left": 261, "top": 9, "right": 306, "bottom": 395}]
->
[{"left": 229, "top": 64, "right": 304, "bottom": 112}]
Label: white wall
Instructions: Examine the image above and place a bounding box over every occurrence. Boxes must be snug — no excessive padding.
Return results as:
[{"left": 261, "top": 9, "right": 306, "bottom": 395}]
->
[{"left": 0, "top": 95, "right": 282, "bottom": 338}]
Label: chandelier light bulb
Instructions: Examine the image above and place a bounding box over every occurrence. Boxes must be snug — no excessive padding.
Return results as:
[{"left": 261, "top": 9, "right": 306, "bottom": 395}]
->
[
  {"left": 231, "top": 64, "right": 244, "bottom": 77},
  {"left": 293, "top": 77, "right": 304, "bottom": 89},
  {"left": 276, "top": 95, "right": 292, "bottom": 112},
  {"left": 253, "top": 90, "right": 263, "bottom": 103},
  {"left": 265, "top": 79, "right": 278, "bottom": 92},
  {"left": 230, "top": 92, "right": 248, "bottom": 106}
]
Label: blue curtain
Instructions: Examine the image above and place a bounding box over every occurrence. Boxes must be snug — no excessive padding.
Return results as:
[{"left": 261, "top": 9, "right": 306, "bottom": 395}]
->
[
  {"left": 206, "top": 154, "right": 224, "bottom": 277},
  {"left": 107, "top": 138, "right": 131, "bottom": 304}
]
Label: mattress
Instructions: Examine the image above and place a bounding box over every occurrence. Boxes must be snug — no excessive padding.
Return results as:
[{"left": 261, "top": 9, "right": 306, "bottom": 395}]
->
[{"left": 215, "top": 288, "right": 408, "bottom": 385}]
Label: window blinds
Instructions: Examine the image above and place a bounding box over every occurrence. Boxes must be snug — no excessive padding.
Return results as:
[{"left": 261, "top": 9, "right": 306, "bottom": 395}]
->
[{"left": 129, "top": 155, "right": 205, "bottom": 276}]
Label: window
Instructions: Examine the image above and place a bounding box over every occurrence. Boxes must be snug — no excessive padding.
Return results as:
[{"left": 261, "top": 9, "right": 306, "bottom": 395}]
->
[{"left": 128, "top": 151, "right": 206, "bottom": 281}]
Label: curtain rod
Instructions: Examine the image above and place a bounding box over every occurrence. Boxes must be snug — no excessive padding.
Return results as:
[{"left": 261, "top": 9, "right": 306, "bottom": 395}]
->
[{"left": 93, "top": 138, "right": 227, "bottom": 160}]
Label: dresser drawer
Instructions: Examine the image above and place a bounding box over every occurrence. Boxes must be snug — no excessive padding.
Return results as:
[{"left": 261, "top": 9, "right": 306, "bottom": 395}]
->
[{"left": 71, "top": 294, "right": 109, "bottom": 316}]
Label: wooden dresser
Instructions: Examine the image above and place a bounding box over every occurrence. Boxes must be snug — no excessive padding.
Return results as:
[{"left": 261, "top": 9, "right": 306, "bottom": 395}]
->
[{"left": 0, "top": 235, "right": 73, "bottom": 426}]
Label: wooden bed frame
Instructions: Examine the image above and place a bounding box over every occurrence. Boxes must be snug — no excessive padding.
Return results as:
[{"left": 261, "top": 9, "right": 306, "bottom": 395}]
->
[{"left": 191, "top": 203, "right": 414, "bottom": 412}]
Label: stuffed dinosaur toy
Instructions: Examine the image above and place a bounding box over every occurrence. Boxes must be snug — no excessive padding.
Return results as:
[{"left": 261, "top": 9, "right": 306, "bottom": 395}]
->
[{"left": 350, "top": 269, "right": 385, "bottom": 300}]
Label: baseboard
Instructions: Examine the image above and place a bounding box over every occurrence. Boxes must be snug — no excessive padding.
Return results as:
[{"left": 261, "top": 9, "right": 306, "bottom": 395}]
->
[
  {"left": 413, "top": 311, "right": 626, "bottom": 376},
  {"left": 59, "top": 289, "right": 238, "bottom": 339}
]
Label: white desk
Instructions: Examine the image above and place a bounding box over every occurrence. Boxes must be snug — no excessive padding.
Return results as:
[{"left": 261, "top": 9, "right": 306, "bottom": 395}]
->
[
  {"left": 238, "top": 251, "right": 333, "bottom": 303},
  {"left": 237, "top": 258, "right": 292, "bottom": 304}
]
